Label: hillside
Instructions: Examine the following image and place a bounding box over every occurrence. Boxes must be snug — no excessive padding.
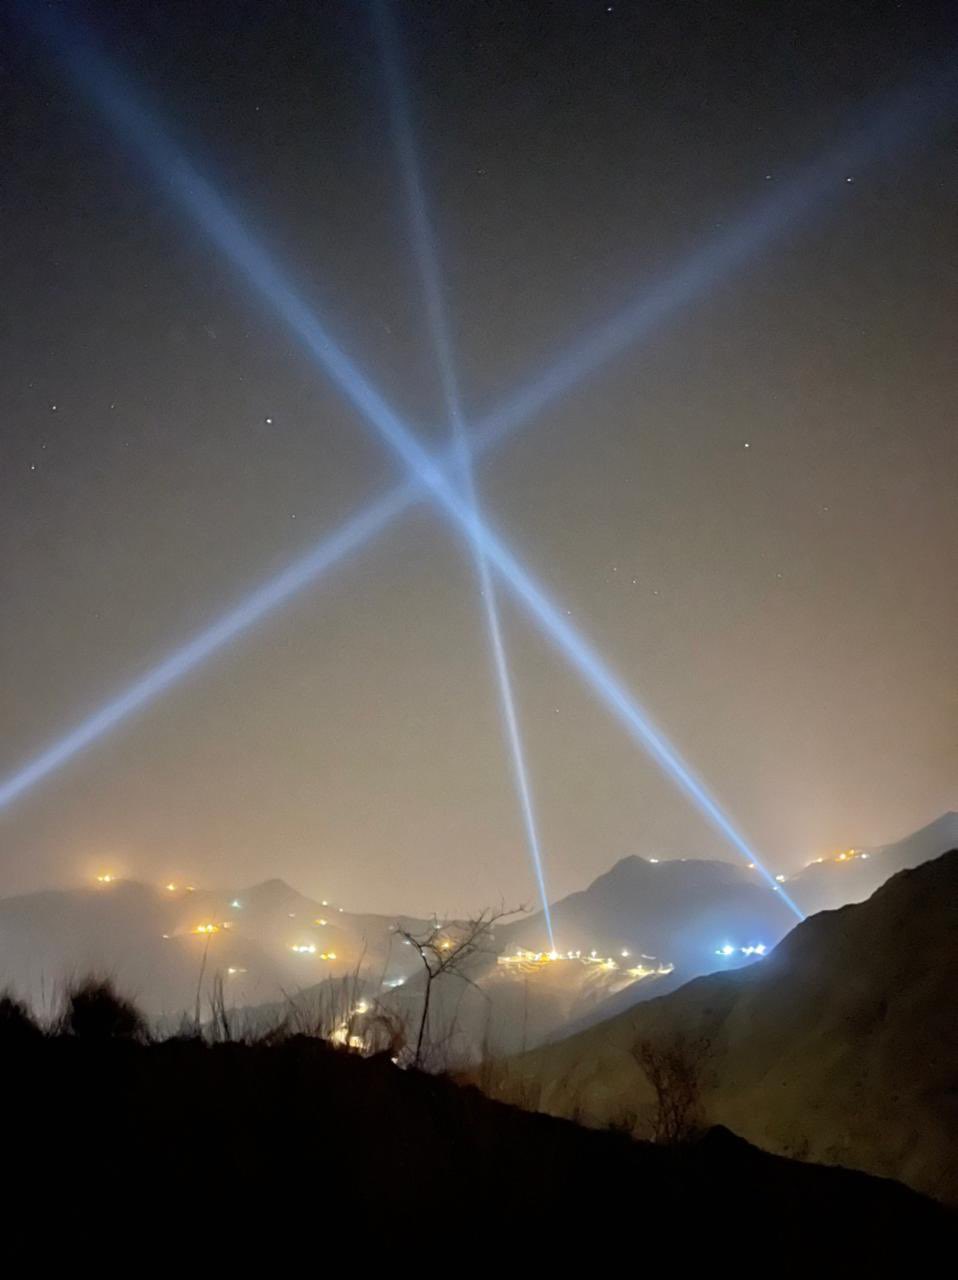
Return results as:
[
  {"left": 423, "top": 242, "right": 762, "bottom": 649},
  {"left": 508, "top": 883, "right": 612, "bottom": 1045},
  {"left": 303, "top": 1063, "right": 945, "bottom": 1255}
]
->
[
  {"left": 489, "top": 849, "right": 958, "bottom": 1205},
  {"left": 501, "top": 853, "right": 796, "bottom": 969},
  {"left": 784, "top": 811, "right": 958, "bottom": 915},
  {"left": 0, "top": 990, "right": 951, "bottom": 1249}
]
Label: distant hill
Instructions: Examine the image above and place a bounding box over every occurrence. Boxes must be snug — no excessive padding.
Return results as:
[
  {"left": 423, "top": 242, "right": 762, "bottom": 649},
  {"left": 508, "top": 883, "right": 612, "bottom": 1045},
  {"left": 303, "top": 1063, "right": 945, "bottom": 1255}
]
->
[
  {"left": 784, "top": 811, "right": 958, "bottom": 915},
  {"left": 368, "top": 854, "right": 797, "bottom": 1060},
  {"left": 2, "top": 813, "right": 953, "bottom": 1043},
  {"left": 502, "top": 852, "right": 796, "bottom": 973},
  {"left": 0, "top": 875, "right": 428, "bottom": 1018},
  {"left": 233, "top": 854, "right": 799, "bottom": 1060},
  {"left": 0, "top": 854, "right": 795, "bottom": 1032},
  {"left": 491, "top": 848, "right": 958, "bottom": 1205}
]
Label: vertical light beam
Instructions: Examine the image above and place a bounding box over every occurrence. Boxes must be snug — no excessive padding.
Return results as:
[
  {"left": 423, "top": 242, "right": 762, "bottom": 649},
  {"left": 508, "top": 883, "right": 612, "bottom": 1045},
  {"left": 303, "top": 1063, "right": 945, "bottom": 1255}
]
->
[{"left": 374, "top": 0, "right": 555, "bottom": 946}]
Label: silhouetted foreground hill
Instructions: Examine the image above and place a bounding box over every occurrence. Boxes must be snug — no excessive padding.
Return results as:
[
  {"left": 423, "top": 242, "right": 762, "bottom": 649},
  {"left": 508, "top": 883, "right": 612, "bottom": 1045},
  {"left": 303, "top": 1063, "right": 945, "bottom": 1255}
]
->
[
  {"left": 490, "top": 850, "right": 958, "bottom": 1206},
  {"left": 0, "top": 996, "right": 951, "bottom": 1249}
]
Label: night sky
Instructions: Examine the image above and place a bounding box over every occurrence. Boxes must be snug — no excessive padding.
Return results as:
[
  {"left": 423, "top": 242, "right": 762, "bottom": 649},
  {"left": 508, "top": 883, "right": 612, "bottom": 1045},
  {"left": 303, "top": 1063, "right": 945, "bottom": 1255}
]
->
[{"left": 1, "top": 0, "right": 955, "bottom": 914}]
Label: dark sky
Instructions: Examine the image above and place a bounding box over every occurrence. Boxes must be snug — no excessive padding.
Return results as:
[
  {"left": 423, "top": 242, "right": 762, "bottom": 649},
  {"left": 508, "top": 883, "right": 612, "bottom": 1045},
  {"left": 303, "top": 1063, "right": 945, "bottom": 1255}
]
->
[{"left": 0, "top": 0, "right": 955, "bottom": 914}]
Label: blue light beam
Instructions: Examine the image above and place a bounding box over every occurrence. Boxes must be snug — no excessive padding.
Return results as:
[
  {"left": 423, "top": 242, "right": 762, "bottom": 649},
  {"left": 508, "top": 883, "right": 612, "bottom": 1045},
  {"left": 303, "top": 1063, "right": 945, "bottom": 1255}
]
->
[
  {"left": 6, "top": 4, "right": 952, "bottom": 906},
  {"left": 26, "top": 15, "right": 810, "bottom": 912},
  {"left": 374, "top": 0, "right": 555, "bottom": 946},
  {"left": 0, "top": 488, "right": 410, "bottom": 811},
  {"left": 1, "top": 121, "right": 857, "bottom": 820},
  {"left": 473, "top": 63, "right": 958, "bottom": 449}
]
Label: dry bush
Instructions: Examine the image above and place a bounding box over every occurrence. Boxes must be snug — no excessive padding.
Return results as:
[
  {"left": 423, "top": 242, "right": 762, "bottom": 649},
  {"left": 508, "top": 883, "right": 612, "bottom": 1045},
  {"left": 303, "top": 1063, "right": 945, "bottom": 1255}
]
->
[
  {"left": 0, "top": 992, "right": 43, "bottom": 1046},
  {"left": 397, "top": 904, "right": 521, "bottom": 1068},
  {"left": 632, "top": 1033, "right": 711, "bottom": 1144},
  {"left": 58, "top": 977, "right": 148, "bottom": 1043}
]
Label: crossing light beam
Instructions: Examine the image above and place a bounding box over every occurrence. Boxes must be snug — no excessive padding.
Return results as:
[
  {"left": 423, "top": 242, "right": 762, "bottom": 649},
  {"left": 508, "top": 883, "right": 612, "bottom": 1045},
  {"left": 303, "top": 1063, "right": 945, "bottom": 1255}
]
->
[
  {"left": 6, "top": 5, "right": 952, "bottom": 920},
  {"left": 24, "top": 10, "right": 807, "bottom": 913},
  {"left": 374, "top": 0, "right": 555, "bottom": 947}
]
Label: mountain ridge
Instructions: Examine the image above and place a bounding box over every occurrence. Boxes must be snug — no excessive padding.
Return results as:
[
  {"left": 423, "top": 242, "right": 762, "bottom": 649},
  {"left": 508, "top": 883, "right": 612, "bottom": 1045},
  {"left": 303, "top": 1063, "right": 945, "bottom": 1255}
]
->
[{"left": 491, "top": 848, "right": 958, "bottom": 1204}]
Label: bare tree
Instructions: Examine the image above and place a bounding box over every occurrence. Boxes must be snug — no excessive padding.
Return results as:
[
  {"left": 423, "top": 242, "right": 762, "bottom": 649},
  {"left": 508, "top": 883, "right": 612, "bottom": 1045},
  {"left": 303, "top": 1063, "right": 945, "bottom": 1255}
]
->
[
  {"left": 632, "top": 1033, "right": 711, "bottom": 1144},
  {"left": 397, "top": 905, "right": 520, "bottom": 1068}
]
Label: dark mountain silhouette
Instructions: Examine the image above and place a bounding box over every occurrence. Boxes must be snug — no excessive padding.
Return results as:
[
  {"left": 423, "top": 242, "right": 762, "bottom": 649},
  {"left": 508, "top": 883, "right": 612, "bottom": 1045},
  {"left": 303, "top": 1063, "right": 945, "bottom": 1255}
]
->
[
  {"left": 0, "top": 983, "right": 951, "bottom": 1249},
  {"left": 491, "top": 848, "right": 958, "bottom": 1205}
]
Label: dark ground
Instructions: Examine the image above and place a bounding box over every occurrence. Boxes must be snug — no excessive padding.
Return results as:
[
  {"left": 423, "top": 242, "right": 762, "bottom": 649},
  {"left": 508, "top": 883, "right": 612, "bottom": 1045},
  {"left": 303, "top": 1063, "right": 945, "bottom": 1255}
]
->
[{"left": 1, "top": 988, "right": 952, "bottom": 1255}]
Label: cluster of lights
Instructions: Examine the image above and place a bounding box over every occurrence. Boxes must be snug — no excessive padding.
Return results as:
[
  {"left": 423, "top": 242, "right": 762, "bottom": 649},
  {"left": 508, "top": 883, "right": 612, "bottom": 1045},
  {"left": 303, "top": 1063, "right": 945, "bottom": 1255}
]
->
[
  {"left": 329, "top": 999, "right": 372, "bottom": 1050},
  {"left": 804, "top": 848, "right": 871, "bottom": 869},
  {"left": 715, "top": 942, "right": 767, "bottom": 958},
  {"left": 289, "top": 942, "right": 337, "bottom": 959},
  {"left": 330, "top": 1028, "right": 365, "bottom": 1050},
  {"left": 497, "top": 946, "right": 671, "bottom": 978},
  {"left": 628, "top": 961, "right": 674, "bottom": 979},
  {"left": 95, "top": 873, "right": 116, "bottom": 884},
  {"left": 193, "top": 923, "right": 220, "bottom": 935}
]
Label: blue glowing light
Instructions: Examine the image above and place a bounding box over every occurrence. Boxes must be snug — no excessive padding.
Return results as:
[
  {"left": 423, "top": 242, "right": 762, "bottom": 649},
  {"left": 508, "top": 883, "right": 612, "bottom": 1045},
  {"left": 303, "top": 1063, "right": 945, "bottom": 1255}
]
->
[
  {"left": 715, "top": 942, "right": 768, "bottom": 959},
  {"left": 374, "top": 0, "right": 555, "bottom": 947}
]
